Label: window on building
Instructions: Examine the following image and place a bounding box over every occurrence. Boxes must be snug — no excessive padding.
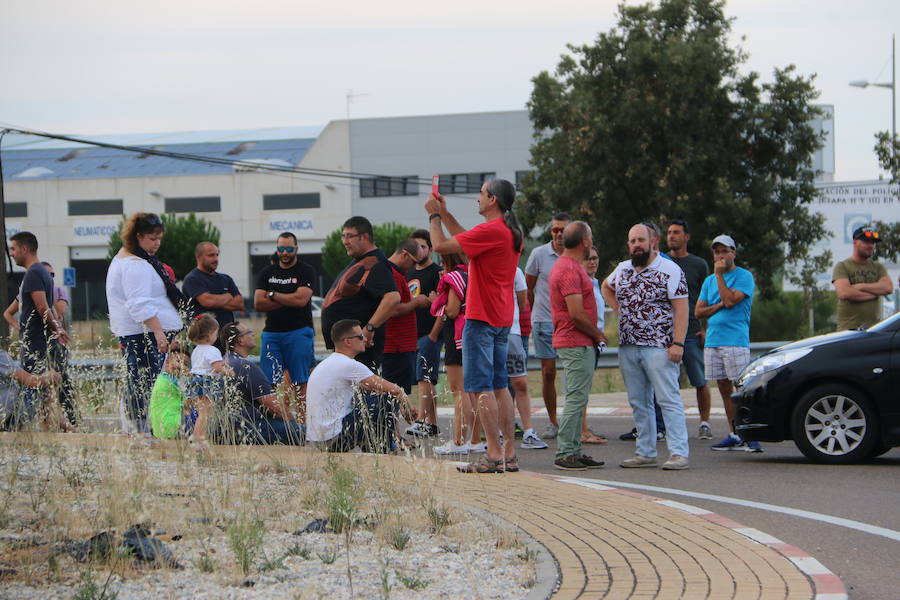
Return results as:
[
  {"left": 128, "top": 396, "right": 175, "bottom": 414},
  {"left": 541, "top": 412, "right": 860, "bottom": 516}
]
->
[
  {"left": 164, "top": 196, "right": 221, "bottom": 213},
  {"left": 515, "top": 170, "right": 533, "bottom": 191},
  {"left": 359, "top": 176, "right": 418, "bottom": 197},
  {"left": 68, "top": 199, "right": 124, "bottom": 216},
  {"left": 4, "top": 202, "right": 27, "bottom": 218},
  {"left": 438, "top": 172, "right": 496, "bottom": 195},
  {"left": 263, "top": 193, "right": 321, "bottom": 210}
]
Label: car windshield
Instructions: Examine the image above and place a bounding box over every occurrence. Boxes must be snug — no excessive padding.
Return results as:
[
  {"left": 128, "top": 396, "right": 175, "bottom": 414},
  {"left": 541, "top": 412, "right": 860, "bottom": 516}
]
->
[{"left": 867, "top": 311, "right": 900, "bottom": 333}]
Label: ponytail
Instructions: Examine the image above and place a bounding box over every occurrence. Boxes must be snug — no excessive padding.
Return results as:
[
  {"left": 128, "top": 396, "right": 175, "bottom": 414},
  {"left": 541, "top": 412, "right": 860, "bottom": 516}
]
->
[{"left": 487, "top": 178, "right": 524, "bottom": 253}]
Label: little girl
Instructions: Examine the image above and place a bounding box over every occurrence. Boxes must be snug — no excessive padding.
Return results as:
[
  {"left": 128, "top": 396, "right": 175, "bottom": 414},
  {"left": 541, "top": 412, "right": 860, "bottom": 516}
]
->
[{"left": 187, "top": 314, "right": 234, "bottom": 449}]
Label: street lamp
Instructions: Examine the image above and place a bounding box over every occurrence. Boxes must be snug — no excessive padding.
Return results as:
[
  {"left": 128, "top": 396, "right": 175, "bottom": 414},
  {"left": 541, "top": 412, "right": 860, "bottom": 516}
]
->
[{"left": 849, "top": 34, "right": 896, "bottom": 150}]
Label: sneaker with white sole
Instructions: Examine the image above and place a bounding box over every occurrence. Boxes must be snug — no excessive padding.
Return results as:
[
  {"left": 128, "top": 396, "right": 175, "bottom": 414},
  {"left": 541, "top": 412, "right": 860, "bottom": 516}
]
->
[
  {"left": 711, "top": 434, "right": 743, "bottom": 451},
  {"left": 433, "top": 441, "right": 469, "bottom": 455},
  {"left": 620, "top": 454, "right": 658, "bottom": 468},
  {"left": 520, "top": 431, "right": 548, "bottom": 450},
  {"left": 698, "top": 424, "right": 713, "bottom": 440},
  {"left": 661, "top": 455, "right": 689, "bottom": 470},
  {"left": 467, "top": 442, "right": 487, "bottom": 453},
  {"left": 405, "top": 421, "right": 439, "bottom": 437},
  {"left": 743, "top": 441, "right": 764, "bottom": 453}
]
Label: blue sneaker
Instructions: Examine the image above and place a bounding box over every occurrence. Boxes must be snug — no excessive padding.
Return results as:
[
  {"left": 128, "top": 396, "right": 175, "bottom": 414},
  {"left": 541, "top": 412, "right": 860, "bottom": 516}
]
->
[
  {"left": 711, "top": 434, "right": 743, "bottom": 451},
  {"left": 744, "top": 441, "right": 763, "bottom": 453}
]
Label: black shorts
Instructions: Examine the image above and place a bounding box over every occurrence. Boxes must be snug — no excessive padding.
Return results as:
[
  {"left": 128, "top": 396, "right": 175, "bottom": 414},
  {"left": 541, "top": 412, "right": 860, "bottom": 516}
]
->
[{"left": 443, "top": 319, "right": 462, "bottom": 366}]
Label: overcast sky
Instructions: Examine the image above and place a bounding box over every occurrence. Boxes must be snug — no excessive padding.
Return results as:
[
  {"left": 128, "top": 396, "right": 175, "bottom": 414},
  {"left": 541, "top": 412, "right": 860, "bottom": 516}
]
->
[{"left": 1, "top": 0, "right": 897, "bottom": 181}]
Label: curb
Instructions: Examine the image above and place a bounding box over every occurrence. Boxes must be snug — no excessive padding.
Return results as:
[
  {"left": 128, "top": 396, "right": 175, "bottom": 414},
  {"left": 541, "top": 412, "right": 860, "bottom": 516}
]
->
[{"left": 537, "top": 473, "right": 848, "bottom": 600}]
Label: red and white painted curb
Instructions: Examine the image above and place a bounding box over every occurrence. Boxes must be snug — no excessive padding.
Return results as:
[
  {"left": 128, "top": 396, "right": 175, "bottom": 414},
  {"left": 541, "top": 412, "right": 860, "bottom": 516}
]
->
[{"left": 533, "top": 473, "right": 848, "bottom": 600}]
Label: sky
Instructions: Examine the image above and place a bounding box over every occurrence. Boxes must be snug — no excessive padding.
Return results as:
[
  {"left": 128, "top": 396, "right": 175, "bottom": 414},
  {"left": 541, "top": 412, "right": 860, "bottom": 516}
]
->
[{"left": 1, "top": 0, "right": 897, "bottom": 182}]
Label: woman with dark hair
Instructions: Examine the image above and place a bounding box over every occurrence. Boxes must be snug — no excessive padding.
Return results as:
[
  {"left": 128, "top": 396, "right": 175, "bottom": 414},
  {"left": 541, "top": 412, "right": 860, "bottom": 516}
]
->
[{"left": 106, "top": 212, "right": 184, "bottom": 433}]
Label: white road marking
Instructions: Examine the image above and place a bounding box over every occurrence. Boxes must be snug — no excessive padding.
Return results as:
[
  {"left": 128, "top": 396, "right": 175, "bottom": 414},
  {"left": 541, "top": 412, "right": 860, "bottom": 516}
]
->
[{"left": 571, "top": 478, "right": 900, "bottom": 542}]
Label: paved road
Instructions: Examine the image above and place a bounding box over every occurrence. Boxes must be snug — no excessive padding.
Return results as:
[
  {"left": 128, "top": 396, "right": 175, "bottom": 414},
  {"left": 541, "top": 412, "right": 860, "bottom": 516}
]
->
[{"left": 425, "top": 413, "right": 899, "bottom": 600}]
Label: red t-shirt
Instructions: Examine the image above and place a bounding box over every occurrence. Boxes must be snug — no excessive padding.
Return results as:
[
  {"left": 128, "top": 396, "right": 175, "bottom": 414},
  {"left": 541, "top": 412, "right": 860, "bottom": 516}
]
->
[
  {"left": 383, "top": 262, "right": 417, "bottom": 353},
  {"left": 549, "top": 255, "right": 598, "bottom": 348},
  {"left": 455, "top": 218, "right": 520, "bottom": 327}
]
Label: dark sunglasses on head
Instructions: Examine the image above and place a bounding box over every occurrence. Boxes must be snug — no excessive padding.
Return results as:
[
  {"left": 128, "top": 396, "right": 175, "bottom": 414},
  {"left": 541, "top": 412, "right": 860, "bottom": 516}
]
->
[
  {"left": 141, "top": 214, "right": 163, "bottom": 227},
  {"left": 276, "top": 246, "right": 296, "bottom": 253}
]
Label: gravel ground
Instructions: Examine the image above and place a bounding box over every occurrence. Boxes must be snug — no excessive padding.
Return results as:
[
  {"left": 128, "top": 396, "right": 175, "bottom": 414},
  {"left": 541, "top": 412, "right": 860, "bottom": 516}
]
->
[{"left": 0, "top": 437, "right": 540, "bottom": 599}]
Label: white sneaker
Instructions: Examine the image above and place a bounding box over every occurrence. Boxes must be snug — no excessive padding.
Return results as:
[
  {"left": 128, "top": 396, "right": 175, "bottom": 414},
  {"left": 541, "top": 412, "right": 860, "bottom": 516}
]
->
[
  {"left": 541, "top": 424, "right": 559, "bottom": 439},
  {"left": 467, "top": 442, "right": 487, "bottom": 453},
  {"left": 521, "top": 431, "right": 548, "bottom": 449},
  {"left": 433, "top": 441, "right": 469, "bottom": 455}
]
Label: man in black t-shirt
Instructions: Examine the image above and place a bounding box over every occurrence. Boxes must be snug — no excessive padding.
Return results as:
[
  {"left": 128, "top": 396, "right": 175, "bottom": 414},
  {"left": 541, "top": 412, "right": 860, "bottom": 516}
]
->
[
  {"left": 253, "top": 232, "right": 316, "bottom": 414},
  {"left": 182, "top": 242, "right": 243, "bottom": 337},
  {"left": 404, "top": 229, "right": 443, "bottom": 435},
  {"left": 321, "top": 216, "right": 400, "bottom": 371},
  {"left": 666, "top": 219, "right": 713, "bottom": 440}
]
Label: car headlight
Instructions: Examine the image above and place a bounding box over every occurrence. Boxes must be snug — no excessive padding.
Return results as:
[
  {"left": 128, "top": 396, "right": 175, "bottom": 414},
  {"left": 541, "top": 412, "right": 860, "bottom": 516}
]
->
[{"left": 737, "top": 348, "right": 812, "bottom": 388}]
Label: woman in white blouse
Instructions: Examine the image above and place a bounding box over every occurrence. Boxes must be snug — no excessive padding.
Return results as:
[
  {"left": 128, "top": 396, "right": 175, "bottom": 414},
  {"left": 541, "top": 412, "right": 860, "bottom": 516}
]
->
[{"left": 106, "top": 213, "right": 184, "bottom": 433}]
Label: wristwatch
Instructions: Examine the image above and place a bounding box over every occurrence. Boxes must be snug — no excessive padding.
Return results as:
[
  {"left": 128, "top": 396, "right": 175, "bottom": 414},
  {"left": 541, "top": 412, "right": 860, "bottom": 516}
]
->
[
  {"left": 267, "top": 290, "right": 275, "bottom": 300},
  {"left": 364, "top": 323, "right": 376, "bottom": 332}
]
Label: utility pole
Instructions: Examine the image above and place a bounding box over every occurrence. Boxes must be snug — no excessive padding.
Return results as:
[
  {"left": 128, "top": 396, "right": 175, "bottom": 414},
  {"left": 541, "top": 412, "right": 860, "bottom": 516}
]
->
[{"left": 0, "top": 130, "right": 9, "bottom": 342}]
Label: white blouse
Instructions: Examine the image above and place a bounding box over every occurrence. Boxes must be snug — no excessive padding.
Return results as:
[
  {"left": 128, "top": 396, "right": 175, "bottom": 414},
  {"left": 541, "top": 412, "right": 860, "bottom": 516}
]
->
[{"left": 106, "top": 255, "right": 183, "bottom": 337}]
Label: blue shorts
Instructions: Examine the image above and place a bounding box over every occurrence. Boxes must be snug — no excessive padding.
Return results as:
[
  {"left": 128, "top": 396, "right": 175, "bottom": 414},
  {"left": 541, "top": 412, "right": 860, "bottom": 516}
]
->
[
  {"left": 462, "top": 319, "right": 510, "bottom": 393},
  {"left": 189, "top": 374, "right": 222, "bottom": 399},
  {"left": 260, "top": 327, "right": 315, "bottom": 385},
  {"left": 415, "top": 335, "right": 442, "bottom": 384},
  {"left": 682, "top": 333, "right": 706, "bottom": 388},
  {"left": 532, "top": 321, "right": 557, "bottom": 359}
]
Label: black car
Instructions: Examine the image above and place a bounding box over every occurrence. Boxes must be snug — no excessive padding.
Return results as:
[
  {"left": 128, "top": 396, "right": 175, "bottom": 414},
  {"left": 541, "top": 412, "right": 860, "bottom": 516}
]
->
[{"left": 733, "top": 312, "right": 900, "bottom": 464}]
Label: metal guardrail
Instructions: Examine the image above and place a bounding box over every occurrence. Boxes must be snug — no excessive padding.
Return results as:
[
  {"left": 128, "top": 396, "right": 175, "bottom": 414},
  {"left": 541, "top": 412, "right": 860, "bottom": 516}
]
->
[{"left": 69, "top": 341, "right": 791, "bottom": 380}]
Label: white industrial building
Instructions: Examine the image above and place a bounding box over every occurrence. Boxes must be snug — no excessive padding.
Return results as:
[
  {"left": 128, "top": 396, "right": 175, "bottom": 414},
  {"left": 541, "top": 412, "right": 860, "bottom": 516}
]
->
[{"left": 2, "top": 108, "right": 836, "bottom": 320}]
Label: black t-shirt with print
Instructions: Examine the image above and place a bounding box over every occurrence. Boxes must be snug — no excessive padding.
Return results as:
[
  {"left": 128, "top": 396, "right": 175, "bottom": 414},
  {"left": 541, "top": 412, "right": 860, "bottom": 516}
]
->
[
  {"left": 255, "top": 261, "right": 316, "bottom": 333},
  {"left": 406, "top": 263, "right": 442, "bottom": 338}
]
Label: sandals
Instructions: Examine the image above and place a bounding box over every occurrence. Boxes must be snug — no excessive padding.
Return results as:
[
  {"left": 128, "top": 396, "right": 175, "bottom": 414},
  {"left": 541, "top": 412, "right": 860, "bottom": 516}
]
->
[
  {"left": 457, "top": 455, "right": 505, "bottom": 474},
  {"left": 581, "top": 433, "right": 608, "bottom": 445},
  {"left": 504, "top": 457, "right": 520, "bottom": 473}
]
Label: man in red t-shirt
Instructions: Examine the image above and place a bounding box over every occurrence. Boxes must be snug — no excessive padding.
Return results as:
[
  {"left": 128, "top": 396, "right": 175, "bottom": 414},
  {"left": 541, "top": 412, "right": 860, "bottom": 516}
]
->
[
  {"left": 382, "top": 239, "right": 432, "bottom": 395},
  {"left": 426, "top": 178, "right": 523, "bottom": 473},
  {"left": 548, "top": 222, "right": 608, "bottom": 471}
]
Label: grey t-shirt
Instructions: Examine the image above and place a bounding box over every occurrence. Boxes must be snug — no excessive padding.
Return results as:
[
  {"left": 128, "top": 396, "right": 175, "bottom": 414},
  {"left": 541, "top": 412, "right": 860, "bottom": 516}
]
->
[
  {"left": 524, "top": 242, "right": 561, "bottom": 323},
  {"left": 670, "top": 253, "right": 709, "bottom": 336}
]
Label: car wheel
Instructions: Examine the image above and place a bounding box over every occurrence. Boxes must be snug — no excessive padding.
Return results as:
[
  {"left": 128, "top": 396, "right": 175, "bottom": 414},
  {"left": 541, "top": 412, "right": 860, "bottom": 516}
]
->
[{"left": 791, "top": 384, "right": 879, "bottom": 464}]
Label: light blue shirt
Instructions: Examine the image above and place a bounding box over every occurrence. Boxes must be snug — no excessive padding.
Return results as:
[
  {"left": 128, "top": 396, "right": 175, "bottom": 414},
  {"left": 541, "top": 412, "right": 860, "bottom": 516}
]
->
[{"left": 699, "top": 267, "right": 754, "bottom": 347}]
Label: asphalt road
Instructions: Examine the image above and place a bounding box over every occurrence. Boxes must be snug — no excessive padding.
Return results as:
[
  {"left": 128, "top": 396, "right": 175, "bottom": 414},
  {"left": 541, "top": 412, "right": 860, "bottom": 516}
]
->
[{"left": 426, "top": 414, "right": 900, "bottom": 600}]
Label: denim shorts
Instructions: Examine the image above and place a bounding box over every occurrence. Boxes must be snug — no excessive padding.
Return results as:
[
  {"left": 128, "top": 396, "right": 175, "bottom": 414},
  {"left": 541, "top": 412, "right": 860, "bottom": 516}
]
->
[
  {"left": 681, "top": 333, "right": 706, "bottom": 388},
  {"left": 532, "top": 321, "right": 557, "bottom": 359},
  {"left": 260, "top": 326, "right": 315, "bottom": 385},
  {"left": 415, "top": 335, "right": 442, "bottom": 384},
  {"left": 462, "top": 319, "right": 510, "bottom": 393},
  {"left": 189, "top": 374, "right": 222, "bottom": 399}
]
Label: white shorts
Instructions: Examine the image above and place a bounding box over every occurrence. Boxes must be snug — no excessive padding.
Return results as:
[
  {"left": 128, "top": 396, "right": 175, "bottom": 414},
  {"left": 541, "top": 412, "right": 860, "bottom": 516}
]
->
[{"left": 704, "top": 346, "right": 750, "bottom": 382}]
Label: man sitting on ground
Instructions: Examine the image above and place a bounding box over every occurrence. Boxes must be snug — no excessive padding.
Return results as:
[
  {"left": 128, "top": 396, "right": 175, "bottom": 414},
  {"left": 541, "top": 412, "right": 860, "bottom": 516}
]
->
[
  {"left": 0, "top": 346, "right": 60, "bottom": 431},
  {"left": 306, "top": 319, "right": 417, "bottom": 453},
  {"left": 219, "top": 321, "right": 305, "bottom": 445}
]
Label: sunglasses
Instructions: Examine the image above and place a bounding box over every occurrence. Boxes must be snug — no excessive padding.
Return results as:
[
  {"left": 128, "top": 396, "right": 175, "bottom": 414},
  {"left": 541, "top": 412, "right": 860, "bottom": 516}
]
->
[
  {"left": 550, "top": 227, "right": 565, "bottom": 234},
  {"left": 276, "top": 246, "right": 296, "bottom": 253},
  {"left": 858, "top": 230, "right": 879, "bottom": 240},
  {"left": 343, "top": 333, "right": 366, "bottom": 341},
  {"left": 141, "top": 215, "right": 163, "bottom": 227}
]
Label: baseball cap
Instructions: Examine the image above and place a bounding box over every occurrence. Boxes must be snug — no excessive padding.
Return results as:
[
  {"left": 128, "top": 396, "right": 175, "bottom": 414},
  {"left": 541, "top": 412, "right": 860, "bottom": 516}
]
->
[
  {"left": 852, "top": 226, "right": 880, "bottom": 242},
  {"left": 711, "top": 234, "right": 736, "bottom": 249}
]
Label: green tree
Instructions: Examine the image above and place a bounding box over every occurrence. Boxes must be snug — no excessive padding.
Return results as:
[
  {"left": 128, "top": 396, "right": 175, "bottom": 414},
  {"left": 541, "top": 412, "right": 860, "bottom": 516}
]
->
[
  {"left": 320, "top": 222, "right": 416, "bottom": 277},
  {"left": 525, "top": 0, "right": 828, "bottom": 297},
  {"left": 874, "top": 131, "right": 900, "bottom": 183},
  {"left": 107, "top": 213, "right": 220, "bottom": 281},
  {"left": 872, "top": 132, "right": 900, "bottom": 263}
]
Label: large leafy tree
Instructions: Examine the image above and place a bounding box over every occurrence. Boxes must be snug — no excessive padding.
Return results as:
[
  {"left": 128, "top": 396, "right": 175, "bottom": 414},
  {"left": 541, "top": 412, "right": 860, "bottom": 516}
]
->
[
  {"left": 524, "top": 0, "right": 827, "bottom": 297},
  {"left": 321, "top": 222, "right": 416, "bottom": 277},
  {"left": 107, "top": 213, "right": 220, "bottom": 281}
]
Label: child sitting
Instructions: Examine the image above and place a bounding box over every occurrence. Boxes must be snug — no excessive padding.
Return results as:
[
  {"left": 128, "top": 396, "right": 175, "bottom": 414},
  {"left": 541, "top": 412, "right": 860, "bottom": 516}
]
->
[
  {"left": 188, "top": 314, "right": 234, "bottom": 449},
  {"left": 148, "top": 349, "right": 191, "bottom": 439}
]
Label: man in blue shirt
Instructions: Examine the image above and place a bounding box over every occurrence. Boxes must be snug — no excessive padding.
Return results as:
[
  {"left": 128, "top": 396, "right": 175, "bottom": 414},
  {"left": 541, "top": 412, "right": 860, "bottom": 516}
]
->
[
  {"left": 695, "top": 234, "right": 760, "bottom": 452},
  {"left": 182, "top": 242, "right": 243, "bottom": 340}
]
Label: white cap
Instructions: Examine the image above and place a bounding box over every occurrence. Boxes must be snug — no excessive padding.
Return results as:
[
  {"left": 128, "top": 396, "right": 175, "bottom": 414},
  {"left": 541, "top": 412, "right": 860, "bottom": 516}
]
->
[{"left": 711, "top": 234, "right": 735, "bottom": 249}]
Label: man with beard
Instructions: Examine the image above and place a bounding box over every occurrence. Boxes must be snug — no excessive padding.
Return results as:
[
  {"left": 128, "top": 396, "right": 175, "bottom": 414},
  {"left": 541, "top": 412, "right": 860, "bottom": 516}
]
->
[
  {"left": 831, "top": 226, "right": 893, "bottom": 330},
  {"left": 602, "top": 223, "right": 690, "bottom": 470},
  {"left": 696, "top": 235, "right": 759, "bottom": 452},
  {"left": 254, "top": 232, "right": 316, "bottom": 416},
  {"left": 183, "top": 242, "right": 244, "bottom": 346}
]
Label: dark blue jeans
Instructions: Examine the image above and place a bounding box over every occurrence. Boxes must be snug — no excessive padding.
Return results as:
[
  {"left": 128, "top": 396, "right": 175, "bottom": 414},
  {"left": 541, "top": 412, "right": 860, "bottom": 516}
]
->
[
  {"left": 236, "top": 418, "right": 305, "bottom": 445},
  {"left": 325, "top": 393, "right": 392, "bottom": 453},
  {"left": 120, "top": 332, "right": 168, "bottom": 432}
]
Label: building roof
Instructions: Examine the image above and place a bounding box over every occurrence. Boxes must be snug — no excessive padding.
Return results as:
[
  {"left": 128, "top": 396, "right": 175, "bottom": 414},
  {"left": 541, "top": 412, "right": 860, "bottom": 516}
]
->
[{"left": 1, "top": 126, "right": 323, "bottom": 181}]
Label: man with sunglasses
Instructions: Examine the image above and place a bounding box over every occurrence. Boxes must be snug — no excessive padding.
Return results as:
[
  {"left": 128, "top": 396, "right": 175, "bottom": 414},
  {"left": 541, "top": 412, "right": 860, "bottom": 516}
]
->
[
  {"left": 832, "top": 226, "right": 894, "bottom": 330},
  {"left": 254, "top": 231, "right": 316, "bottom": 415},
  {"left": 524, "top": 212, "right": 571, "bottom": 439}
]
